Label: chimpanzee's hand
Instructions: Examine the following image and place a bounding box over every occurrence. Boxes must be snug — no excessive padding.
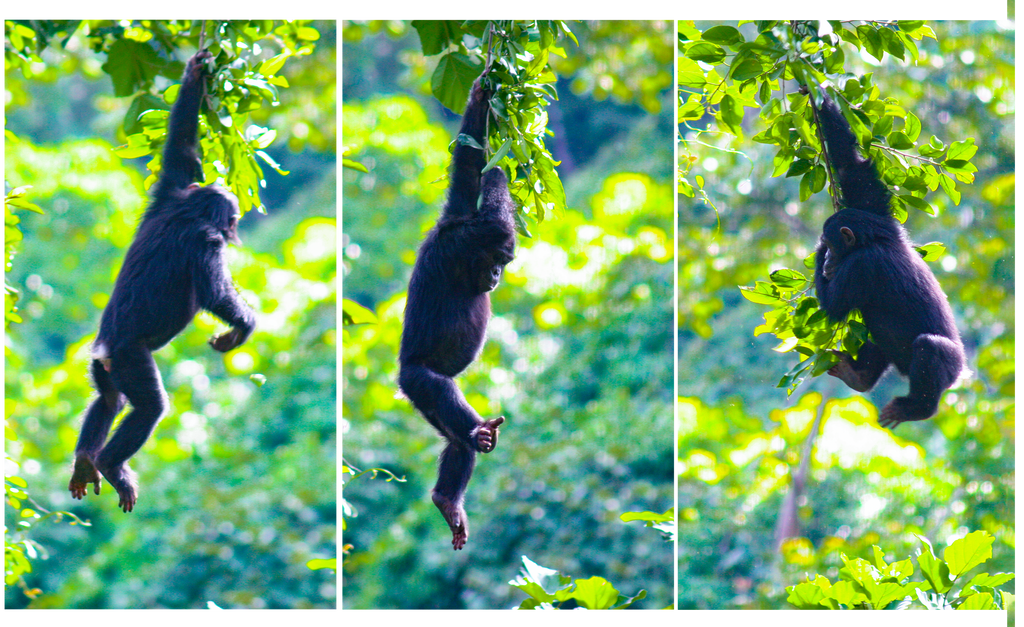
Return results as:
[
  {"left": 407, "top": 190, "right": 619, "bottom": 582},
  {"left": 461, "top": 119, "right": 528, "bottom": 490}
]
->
[
  {"left": 473, "top": 416, "right": 504, "bottom": 453},
  {"left": 209, "top": 327, "right": 246, "bottom": 352},
  {"left": 470, "top": 75, "right": 492, "bottom": 104},
  {"left": 186, "top": 49, "right": 213, "bottom": 81}
]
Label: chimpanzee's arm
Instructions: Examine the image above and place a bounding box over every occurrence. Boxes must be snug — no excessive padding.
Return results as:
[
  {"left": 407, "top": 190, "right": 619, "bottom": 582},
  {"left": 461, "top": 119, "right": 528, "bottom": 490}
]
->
[
  {"left": 813, "top": 91, "right": 892, "bottom": 215},
  {"left": 195, "top": 246, "right": 256, "bottom": 351},
  {"left": 443, "top": 79, "right": 491, "bottom": 218},
  {"left": 817, "top": 245, "right": 879, "bottom": 321},
  {"left": 157, "top": 50, "right": 211, "bottom": 196}
]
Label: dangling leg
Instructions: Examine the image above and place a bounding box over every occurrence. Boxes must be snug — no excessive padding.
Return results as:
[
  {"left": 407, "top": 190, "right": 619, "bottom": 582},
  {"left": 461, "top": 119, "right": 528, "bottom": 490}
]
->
[
  {"left": 432, "top": 440, "right": 476, "bottom": 551},
  {"left": 430, "top": 416, "right": 504, "bottom": 550},
  {"left": 400, "top": 362, "right": 505, "bottom": 548},
  {"left": 69, "top": 359, "right": 126, "bottom": 500},
  {"left": 827, "top": 341, "right": 890, "bottom": 393},
  {"left": 95, "top": 343, "right": 168, "bottom": 512},
  {"left": 880, "top": 334, "right": 964, "bottom": 429},
  {"left": 399, "top": 363, "right": 481, "bottom": 443}
]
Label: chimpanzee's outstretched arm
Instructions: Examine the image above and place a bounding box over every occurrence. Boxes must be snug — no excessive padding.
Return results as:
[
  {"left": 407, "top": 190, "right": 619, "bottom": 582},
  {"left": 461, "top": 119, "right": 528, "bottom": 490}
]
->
[
  {"left": 812, "top": 91, "right": 892, "bottom": 214},
  {"left": 157, "top": 50, "right": 212, "bottom": 196},
  {"left": 443, "top": 79, "right": 491, "bottom": 218}
]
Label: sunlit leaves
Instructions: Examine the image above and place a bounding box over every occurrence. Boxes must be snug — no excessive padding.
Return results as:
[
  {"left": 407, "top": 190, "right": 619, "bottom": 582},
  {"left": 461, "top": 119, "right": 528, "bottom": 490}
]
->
[
  {"left": 788, "top": 531, "right": 1013, "bottom": 610},
  {"left": 678, "top": 20, "right": 979, "bottom": 218},
  {"left": 740, "top": 263, "right": 863, "bottom": 393},
  {"left": 411, "top": 20, "right": 574, "bottom": 228},
  {"left": 104, "top": 20, "right": 320, "bottom": 215},
  {"left": 343, "top": 298, "right": 378, "bottom": 326},
  {"left": 510, "top": 556, "right": 648, "bottom": 610}
]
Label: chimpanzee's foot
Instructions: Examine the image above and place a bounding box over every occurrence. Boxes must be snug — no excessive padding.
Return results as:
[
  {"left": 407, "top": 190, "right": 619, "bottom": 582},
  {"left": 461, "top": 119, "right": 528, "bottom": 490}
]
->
[
  {"left": 432, "top": 491, "right": 468, "bottom": 550},
  {"left": 69, "top": 454, "right": 102, "bottom": 500},
  {"left": 96, "top": 461, "right": 138, "bottom": 513}
]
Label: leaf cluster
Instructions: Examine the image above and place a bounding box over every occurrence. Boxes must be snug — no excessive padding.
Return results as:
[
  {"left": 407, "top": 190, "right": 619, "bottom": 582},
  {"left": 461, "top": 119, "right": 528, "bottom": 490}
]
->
[
  {"left": 786, "top": 530, "right": 1014, "bottom": 610},
  {"left": 739, "top": 265, "right": 865, "bottom": 394},
  {"left": 411, "top": 20, "right": 576, "bottom": 232},
  {"left": 510, "top": 555, "right": 647, "bottom": 610},
  {"left": 7, "top": 20, "right": 320, "bottom": 216}
]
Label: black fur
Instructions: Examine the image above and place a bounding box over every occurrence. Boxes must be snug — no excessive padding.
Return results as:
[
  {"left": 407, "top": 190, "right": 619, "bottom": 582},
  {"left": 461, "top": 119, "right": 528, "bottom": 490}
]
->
[
  {"left": 398, "top": 77, "right": 516, "bottom": 549},
  {"left": 69, "top": 50, "right": 256, "bottom": 512},
  {"left": 812, "top": 90, "right": 965, "bottom": 429},
  {"left": 815, "top": 93, "right": 892, "bottom": 216}
]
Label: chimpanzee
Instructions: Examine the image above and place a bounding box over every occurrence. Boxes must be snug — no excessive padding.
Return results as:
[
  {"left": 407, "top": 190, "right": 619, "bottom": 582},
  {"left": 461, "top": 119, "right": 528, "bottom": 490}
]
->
[
  {"left": 811, "top": 89, "right": 965, "bottom": 429},
  {"left": 398, "top": 76, "right": 516, "bottom": 550},
  {"left": 69, "top": 50, "right": 256, "bottom": 512}
]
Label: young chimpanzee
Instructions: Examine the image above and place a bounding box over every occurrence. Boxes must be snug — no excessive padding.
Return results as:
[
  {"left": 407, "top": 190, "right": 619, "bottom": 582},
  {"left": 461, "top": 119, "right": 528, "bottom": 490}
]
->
[
  {"left": 398, "top": 76, "right": 516, "bottom": 550},
  {"left": 811, "top": 89, "right": 965, "bottom": 429},
  {"left": 69, "top": 50, "right": 256, "bottom": 512}
]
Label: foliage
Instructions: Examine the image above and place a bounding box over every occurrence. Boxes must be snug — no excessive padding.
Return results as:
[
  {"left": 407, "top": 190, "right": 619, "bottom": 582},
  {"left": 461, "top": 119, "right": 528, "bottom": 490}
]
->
[
  {"left": 547, "top": 21, "right": 674, "bottom": 115},
  {"left": 6, "top": 20, "right": 320, "bottom": 216},
  {"left": 679, "top": 389, "right": 1014, "bottom": 609},
  {"left": 510, "top": 555, "right": 647, "bottom": 610},
  {"left": 4, "top": 181, "right": 93, "bottom": 599},
  {"left": 677, "top": 20, "right": 981, "bottom": 392},
  {"left": 4, "top": 184, "right": 42, "bottom": 330},
  {"left": 341, "top": 298, "right": 377, "bottom": 326},
  {"left": 620, "top": 508, "right": 676, "bottom": 541},
  {"left": 340, "top": 457, "right": 405, "bottom": 542},
  {"left": 786, "top": 530, "right": 1014, "bottom": 610},
  {"left": 409, "top": 20, "right": 576, "bottom": 230}
]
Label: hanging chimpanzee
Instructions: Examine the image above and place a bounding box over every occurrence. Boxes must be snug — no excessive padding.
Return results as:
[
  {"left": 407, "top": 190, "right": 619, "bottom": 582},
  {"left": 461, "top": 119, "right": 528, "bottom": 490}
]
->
[
  {"left": 398, "top": 75, "right": 516, "bottom": 550},
  {"left": 810, "top": 89, "right": 965, "bottom": 429},
  {"left": 69, "top": 50, "right": 256, "bottom": 512}
]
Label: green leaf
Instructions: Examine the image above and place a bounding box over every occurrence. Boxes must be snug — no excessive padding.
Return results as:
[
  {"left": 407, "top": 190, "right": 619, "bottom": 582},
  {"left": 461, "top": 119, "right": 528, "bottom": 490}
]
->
[
  {"left": 411, "top": 20, "right": 462, "bottom": 56},
  {"left": 917, "top": 536, "right": 954, "bottom": 594},
  {"left": 944, "top": 530, "right": 993, "bottom": 578},
  {"left": 342, "top": 299, "right": 377, "bottom": 326},
  {"left": 482, "top": 138, "right": 512, "bottom": 173},
  {"left": 685, "top": 42, "right": 726, "bottom": 64},
  {"left": 430, "top": 52, "right": 483, "bottom": 114},
  {"left": 702, "top": 25, "right": 744, "bottom": 45},
  {"left": 568, "top": 576, "right": 620, "bottom": 609}
]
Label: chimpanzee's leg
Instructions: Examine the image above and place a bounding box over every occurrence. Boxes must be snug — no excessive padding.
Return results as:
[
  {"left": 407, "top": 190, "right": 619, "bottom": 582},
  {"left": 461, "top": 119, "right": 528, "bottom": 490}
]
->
[
  {"left": 432, "top": 441, "right": 476, "bottom": 550},
  {"left": 880, "top": 334, "right": 963, "bottom": 428},
  {"left": 69, "top": 360, "right": 126, "bottom": 500},
  {"left": 828, "top": 341, "right": 890, "bottom": 392},
  {"left": 399, "top": 363, "right": 482, "bottom": 443},
  {"left": 399, "top": 362, "right": 505, "bottom": 549},
  {"left": 95, "top": 343, "right": 168, "bottom": 512}
]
